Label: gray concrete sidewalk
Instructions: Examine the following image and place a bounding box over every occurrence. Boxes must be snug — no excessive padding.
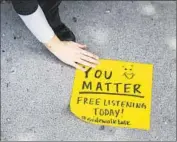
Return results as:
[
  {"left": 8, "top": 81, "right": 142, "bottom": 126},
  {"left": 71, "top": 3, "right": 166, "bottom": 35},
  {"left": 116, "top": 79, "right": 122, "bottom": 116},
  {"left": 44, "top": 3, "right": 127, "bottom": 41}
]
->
[{"left": 1, "top": 1, "right": 176, "bottom": 141}]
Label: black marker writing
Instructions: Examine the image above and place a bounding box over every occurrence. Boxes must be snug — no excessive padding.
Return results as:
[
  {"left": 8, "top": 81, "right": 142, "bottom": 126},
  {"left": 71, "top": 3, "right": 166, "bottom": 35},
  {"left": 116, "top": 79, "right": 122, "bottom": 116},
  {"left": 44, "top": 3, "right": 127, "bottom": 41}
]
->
[
  {"left": 82, "top": 81, "right": 92, "bottom": 90},
  {"left": 85, "top": 67, "right": 92, "bottom": 78},
  {"left": 95, "top": 70, "right": 102, "bottom": 78},
  {"left": 96, "top": 82, "right": 103, "bottom": 91}
]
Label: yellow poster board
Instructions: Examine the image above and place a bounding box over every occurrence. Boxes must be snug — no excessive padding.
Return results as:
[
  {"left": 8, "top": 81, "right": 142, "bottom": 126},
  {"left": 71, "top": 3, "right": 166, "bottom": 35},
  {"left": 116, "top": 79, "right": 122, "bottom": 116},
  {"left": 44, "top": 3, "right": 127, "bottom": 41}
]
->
[{"left": 70, "top": 59, "right": 153, "bottom": 130}]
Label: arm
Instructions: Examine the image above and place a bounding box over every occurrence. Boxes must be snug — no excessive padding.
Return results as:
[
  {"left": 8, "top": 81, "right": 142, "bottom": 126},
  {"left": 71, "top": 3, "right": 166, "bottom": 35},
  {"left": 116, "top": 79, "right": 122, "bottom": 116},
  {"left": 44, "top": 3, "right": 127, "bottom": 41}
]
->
[
  {"left": 12, "top": 0, "right": 54, "bottom": 43},
  {"left": 12, "top": 0, "right": 99, "bottom": 71}
]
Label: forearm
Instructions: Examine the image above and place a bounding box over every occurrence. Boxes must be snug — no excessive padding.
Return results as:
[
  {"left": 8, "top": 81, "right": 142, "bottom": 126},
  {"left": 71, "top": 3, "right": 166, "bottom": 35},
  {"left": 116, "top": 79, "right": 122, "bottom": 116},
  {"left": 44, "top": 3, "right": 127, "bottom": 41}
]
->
[
  {"left": 12, "top": 0, "right": 57, "bottom": 44},
  {"left": 19, "top": 5, "right": 55, "bottom": 43}
]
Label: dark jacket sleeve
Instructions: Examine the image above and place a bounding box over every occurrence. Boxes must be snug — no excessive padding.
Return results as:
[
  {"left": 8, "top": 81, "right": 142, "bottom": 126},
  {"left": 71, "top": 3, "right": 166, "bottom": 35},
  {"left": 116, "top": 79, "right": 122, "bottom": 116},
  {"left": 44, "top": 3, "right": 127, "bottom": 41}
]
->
[{"left": 11, "top": 0, "right": 38, "bottom": 15}]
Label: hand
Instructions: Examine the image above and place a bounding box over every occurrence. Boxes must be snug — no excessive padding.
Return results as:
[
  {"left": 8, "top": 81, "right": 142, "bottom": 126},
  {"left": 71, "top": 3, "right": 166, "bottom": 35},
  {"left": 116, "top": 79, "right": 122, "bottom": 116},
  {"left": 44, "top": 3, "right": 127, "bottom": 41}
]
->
[{"left": 44, "top": 35, "right": 99, "bottom": 71}]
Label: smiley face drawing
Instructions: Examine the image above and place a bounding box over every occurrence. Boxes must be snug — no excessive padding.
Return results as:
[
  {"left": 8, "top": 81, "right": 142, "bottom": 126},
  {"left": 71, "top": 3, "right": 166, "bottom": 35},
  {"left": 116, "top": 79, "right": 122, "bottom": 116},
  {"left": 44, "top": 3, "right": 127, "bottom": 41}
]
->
[{"left": 122, "top": 65, "right": 135, "bottom": 79}]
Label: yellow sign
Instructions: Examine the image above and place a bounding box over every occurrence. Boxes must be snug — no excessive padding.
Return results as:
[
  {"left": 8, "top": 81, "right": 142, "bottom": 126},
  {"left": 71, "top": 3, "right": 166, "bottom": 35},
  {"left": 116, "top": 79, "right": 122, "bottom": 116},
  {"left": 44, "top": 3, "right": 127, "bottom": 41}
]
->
[{"left": 70, "top": 59, "right": 153, "bottom": 130}]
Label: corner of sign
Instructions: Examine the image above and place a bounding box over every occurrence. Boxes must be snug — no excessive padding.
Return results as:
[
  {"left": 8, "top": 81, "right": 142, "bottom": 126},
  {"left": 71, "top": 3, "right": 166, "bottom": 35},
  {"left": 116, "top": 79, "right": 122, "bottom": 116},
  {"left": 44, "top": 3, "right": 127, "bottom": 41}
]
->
[{"left": 145, "top": 125, "right": 151, "bottom": 131}]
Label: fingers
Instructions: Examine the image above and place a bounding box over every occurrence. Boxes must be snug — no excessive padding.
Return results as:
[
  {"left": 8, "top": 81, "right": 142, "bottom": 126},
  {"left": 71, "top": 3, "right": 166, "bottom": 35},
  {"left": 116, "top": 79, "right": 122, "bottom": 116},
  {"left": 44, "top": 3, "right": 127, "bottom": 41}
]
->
[
  {"left": 80, "top": 54, "right": 99, "bottom": 65},
  {"left": 66, "top": 41, "right": 99, "bottom": 70},
  {"left": 77, "top": 58, "right": 96, "bottom": 68},
  {"left": 81, "top": 50, "right": 99, "bottom": 60},
  {"left": 75, "top": 42, "right": 87, "bottom": 49},
  {"left": 73, "top": 63, "right": 86, "bottom": 72}
]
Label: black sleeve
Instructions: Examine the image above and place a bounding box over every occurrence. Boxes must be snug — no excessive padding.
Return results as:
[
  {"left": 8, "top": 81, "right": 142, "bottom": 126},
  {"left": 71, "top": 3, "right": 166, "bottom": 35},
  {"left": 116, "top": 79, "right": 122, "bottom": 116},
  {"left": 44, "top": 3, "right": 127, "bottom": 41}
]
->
[{"left": 11, "top": 0, "right": 38, "bottom": 15}]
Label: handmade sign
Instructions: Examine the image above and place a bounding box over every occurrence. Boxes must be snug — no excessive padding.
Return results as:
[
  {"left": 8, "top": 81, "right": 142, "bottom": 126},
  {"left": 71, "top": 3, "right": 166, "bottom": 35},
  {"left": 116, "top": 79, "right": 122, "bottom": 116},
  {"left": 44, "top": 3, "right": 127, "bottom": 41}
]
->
[{"left": 70, "top": 59, "right": 153, "bottom": 130}]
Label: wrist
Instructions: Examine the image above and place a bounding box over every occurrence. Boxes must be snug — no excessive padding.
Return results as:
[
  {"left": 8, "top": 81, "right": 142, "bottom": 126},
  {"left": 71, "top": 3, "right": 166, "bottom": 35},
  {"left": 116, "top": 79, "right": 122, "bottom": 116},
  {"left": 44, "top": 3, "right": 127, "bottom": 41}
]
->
[{"left": 44, "top": 34, "right": 62, "bottom": 49}]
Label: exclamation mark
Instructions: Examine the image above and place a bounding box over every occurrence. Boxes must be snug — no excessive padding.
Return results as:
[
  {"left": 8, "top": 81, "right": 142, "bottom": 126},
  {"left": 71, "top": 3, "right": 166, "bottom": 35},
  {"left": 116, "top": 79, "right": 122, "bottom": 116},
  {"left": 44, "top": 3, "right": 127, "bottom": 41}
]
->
[{"left": 121, "top": 109, "right": 124, "bottom": 118}]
